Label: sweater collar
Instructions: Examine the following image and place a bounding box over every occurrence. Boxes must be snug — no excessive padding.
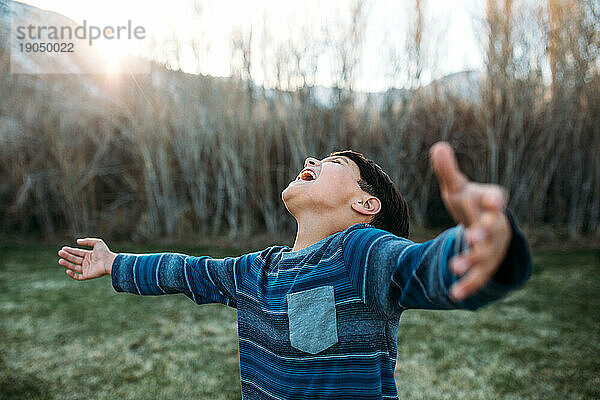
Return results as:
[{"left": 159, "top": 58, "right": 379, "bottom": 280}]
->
[{"left": 280, "top": 223, "right": 372, "bottom": 261}]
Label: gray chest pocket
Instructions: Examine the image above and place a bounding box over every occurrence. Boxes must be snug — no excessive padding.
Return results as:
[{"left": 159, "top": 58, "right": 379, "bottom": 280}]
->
[{"left": 286, "top": 286, "right": 338, "bottom": 354}]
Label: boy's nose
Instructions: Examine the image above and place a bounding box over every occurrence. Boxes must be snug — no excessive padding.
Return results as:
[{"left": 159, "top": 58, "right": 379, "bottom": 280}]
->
[{"left": 304, "top": 157, "right": 319, "bottom": 168}]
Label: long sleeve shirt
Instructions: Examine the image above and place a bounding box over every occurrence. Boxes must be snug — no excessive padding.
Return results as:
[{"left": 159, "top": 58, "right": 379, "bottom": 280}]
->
[{"left": 111, "top": 210, "right": 532, "bottom": 399}]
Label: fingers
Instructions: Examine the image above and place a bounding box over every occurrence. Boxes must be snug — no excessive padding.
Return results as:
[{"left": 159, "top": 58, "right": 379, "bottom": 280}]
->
[
  {"left": 449, "top": 210, "right": 512, "bottom": 301},
  {"left": 464, "top": 211, "right": 493, "bottom": 247},
  {"left": 450, "top": 244, "right": 493, "bottom": 301},
  {"left": 450, "top": 252, "right": 476, "bottom": 276},
  {"left": 76, "top": 238, "right": 102, "bottom": 248},
  {"left": 65, "top": 269, "right": 87, "bottom": 281},
  {"left": 57, "top": 247, "right": 87, "bottom": 273},
  {"left": 450, "top": 266, "right": 491, "bottom": 301},
  {"left": 430, "top": 142, "right": 468, "bottom": 194},
  {"left": 60, "top": 246, "right": 89, "bottom": 258},
  {"left": 58, "top": 248, "right": 85, "bottom": 264},
  {"left": 456, "top": 183, "right": 507, "bottom": 226},
  {"left": 58, "top": 258, "right": 82, "bottom": 273},
  {"left": 466, "top": 205, "right": 510, "bottom": 246}
]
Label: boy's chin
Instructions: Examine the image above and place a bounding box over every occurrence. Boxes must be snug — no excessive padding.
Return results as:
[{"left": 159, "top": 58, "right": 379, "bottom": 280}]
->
[
  {"left": 281, "top": 189, "right": 296, "bottom": 215},
  {"left": 281, "top": 184, "right": 312, "bottom": 212},
  {"left": 281, "top": 184, "right": 296, "bottom": 204}
]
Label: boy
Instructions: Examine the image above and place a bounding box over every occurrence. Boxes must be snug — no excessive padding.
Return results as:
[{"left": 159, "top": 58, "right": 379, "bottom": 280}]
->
[{"left": 58, "top": 142, "right": 532, "bottom": 399}]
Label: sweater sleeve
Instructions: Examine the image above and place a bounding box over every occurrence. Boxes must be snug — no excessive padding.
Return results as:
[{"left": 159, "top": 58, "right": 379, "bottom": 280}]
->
[
  {"left": 342, "top": 209, "right": 532, "bottom": 317},
  {"left": 110, "top": 251, "right": 259, "bottom": 308}
]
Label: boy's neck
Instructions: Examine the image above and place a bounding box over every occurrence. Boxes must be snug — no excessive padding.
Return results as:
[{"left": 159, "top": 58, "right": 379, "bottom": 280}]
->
[{"left": 291, "top": 217, "right": 345, "bottom": 252}]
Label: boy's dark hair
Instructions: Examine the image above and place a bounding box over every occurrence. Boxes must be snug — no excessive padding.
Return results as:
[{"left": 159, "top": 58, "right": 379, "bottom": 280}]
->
[{"left": 331, "top": 150, "right": 410, "bottom": 238}]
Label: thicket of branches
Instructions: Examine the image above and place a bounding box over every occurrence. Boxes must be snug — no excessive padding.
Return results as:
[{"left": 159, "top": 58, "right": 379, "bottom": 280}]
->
[{"left": 0, "top": 0, "right": 598, "bottom": 241}]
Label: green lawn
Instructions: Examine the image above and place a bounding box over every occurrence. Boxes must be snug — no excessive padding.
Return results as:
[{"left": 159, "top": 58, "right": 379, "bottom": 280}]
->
[{"left": 0, "top": 244, "right": 598, "bottom": 399}]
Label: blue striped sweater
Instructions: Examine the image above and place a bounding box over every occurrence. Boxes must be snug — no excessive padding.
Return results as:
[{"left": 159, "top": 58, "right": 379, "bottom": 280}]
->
[{"left": 111, "top": 211, "right": 532, "bottom": 399}]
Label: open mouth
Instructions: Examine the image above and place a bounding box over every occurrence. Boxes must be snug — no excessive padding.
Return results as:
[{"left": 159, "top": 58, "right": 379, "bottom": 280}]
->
[{"left": 296, "top": 168, "right": 317, "bottom": 182}]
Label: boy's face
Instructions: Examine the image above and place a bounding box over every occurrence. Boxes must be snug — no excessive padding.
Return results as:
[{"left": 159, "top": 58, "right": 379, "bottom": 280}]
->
[{"left": 282, "top": 155, "right": 365, "bottom": 217}]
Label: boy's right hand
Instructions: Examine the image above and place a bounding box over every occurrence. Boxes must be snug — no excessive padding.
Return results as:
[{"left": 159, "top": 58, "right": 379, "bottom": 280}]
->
[{"left": 58, "top": 238, "right": 117, "bottom": 281}]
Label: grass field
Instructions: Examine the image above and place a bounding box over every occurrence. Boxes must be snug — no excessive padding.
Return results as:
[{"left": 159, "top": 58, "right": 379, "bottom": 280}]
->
[{"left": 0, "top": 244, "right": 598, "bottom": 399}]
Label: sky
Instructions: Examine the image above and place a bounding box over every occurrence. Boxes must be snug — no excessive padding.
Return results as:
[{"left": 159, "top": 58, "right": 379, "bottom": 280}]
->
[{"left": 17, "top": 0, "right": 486, "bottom": 91}]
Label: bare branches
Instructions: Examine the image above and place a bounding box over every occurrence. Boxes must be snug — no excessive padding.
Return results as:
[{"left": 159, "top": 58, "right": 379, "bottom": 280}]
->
[{"left": 0, "top": 0, "right": 597, "bottom": 240}]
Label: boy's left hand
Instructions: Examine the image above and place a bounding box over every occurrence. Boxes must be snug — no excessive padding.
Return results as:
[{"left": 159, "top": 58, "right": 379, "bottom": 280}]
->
[{"left": 429, "top": 142, "right": 512, "bottom": 302}]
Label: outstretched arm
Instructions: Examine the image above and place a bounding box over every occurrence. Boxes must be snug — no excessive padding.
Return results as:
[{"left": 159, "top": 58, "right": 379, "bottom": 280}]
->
[
  {"left": 58, "top": 239, "right": 258, "bottom": 307},
  {"left": 343, "top": 142, "right": 532, "bottom": 315}
]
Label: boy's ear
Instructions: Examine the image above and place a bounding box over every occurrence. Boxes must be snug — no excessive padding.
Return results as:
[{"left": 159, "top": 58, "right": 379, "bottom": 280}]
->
[{"left": 351, "top": 196, "right": 381, "bottom": 216}]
